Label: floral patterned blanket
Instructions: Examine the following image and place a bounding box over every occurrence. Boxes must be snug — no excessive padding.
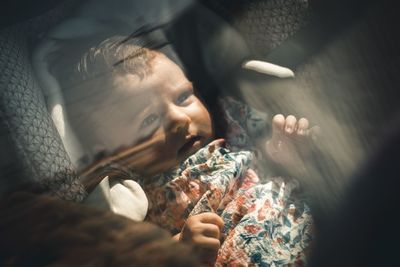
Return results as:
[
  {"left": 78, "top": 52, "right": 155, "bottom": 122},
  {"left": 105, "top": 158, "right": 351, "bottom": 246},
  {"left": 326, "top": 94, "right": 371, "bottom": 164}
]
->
[{"left": 135, "top": 97, "right": 313, "bottom": 266}]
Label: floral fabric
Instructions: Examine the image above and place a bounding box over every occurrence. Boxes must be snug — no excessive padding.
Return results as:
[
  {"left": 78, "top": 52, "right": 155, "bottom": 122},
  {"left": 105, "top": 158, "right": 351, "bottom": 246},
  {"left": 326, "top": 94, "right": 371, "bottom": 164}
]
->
[
  {"left": 136, "top": 97, "right": 314, "bottom": 266},
  {"left": 220, "top": 96, "right": 272, "bottom": 180}
]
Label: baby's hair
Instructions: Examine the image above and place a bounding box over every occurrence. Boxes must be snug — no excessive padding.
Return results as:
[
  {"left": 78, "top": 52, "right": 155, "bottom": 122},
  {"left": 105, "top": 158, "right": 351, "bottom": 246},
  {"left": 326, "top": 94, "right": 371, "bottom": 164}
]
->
[
  {"left": 76, "top": 35, "right": 158, "bottom": 84},
  {"left": 59, "top": 35, "right": 163, "bottom": 107}
]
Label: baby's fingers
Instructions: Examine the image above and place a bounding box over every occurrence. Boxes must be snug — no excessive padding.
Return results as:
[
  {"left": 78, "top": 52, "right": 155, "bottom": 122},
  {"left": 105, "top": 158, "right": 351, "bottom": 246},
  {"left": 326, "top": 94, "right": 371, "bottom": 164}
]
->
[
  {"left": 192, "top": 235, "right": 221, "bottom": 251},
  {"left": 284, "top": 115, "right": 297, "bottom": 134},
  {"left": 197, "top": 212, "right": 224, "bottom": 230},
  {"left": 272, "top": 114, "right": 285, "bottom": 136},
  {"left": 296, "top": 118, "right": 309, "bottom": 136},
  {"left": 202, "top": 223, "right": 222, "bottom": 239}
]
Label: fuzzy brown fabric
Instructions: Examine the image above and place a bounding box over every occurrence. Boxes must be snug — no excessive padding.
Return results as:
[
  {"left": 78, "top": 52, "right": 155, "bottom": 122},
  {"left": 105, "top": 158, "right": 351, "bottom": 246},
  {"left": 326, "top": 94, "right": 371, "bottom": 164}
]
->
[{"left": 0, "top": 191, "right": 202, "bottom": 267}]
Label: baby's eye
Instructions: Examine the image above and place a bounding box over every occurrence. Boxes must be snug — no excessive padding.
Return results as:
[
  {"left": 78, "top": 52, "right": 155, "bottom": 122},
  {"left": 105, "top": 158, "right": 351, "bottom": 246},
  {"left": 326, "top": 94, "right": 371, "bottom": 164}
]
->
[
  {"left": 141, "top": 114, "right": 158, "bottom": 128},
  {"left": 176, "top": 91, "right": 193, "bottom": 105}
]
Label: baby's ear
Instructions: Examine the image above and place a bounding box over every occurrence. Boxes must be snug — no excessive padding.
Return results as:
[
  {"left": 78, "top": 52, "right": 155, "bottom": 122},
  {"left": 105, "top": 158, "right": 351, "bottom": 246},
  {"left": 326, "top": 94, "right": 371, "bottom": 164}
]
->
[{"left": 242, "top": 60, "right": 295, "bottom": 78}]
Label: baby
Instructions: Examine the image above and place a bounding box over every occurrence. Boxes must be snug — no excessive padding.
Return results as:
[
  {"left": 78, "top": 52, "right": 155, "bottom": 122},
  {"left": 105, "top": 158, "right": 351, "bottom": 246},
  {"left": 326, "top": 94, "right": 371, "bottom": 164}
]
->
[{"left": 63, "top": 35, "right": 316, "bottom": 266}]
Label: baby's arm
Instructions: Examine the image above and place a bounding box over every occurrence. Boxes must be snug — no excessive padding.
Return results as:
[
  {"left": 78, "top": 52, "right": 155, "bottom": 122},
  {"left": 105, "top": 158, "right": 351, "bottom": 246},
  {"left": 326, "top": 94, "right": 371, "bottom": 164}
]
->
[{"left": 174, "top": 212, "right": 224, "bottom": 265}]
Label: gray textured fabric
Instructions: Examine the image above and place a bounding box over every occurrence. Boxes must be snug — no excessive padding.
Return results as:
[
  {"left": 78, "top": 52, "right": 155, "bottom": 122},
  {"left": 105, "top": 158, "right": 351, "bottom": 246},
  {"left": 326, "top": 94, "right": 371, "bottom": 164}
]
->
[
  {"left": 0, "top": 2, "right": 86, "bottom": 201},
  {"left": 201, "top": 0, "right": 310, "bottom": 55}
]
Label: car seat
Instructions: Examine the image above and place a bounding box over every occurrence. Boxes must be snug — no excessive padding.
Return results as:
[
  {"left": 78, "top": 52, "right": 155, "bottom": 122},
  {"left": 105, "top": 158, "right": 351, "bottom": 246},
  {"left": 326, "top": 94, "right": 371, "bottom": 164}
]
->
[{"left": 0, "top": 0, "right": 86, "bottom": 201}]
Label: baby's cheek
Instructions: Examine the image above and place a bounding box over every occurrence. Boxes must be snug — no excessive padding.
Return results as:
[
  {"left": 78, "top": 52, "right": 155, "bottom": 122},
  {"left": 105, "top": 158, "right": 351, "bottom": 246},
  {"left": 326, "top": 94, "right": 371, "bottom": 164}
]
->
[
  {"left": 193, "top": 98, "right": 212, "bottom": 120},
  {"left": 198, "top": 106, "right": 214, "bottom": 137}
]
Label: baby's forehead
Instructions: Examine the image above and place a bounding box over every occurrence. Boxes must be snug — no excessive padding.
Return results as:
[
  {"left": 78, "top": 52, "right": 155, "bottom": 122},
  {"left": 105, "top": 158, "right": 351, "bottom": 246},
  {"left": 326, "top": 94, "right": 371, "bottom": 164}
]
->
[
  {"left": 112, "top": 72, "right": 142, "bottom": 89},
  {"left": 107, "top": 76, "right": 153, "bottom": 111},
  {"left": 110, "top": 72, "right": 158, "bottom": 100},
  {"left": 111, "top": 53, "right": 185, "bottom": 89}
]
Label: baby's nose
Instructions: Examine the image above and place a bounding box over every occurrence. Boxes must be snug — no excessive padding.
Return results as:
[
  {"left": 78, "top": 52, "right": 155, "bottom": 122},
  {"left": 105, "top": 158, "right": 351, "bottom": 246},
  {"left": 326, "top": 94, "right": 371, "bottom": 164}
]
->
[{"left": 166, "top": 106, "right": 191, "bottom": 133}]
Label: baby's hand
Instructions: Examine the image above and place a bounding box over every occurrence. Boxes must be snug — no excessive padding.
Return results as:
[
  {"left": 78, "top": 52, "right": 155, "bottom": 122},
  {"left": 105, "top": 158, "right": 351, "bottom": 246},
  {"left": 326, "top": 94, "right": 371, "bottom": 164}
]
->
[
  {"left": 179, "top": 212, "right": 224, "bottom": 264},
  {"left": 265, "top": 114, "right": 319, "bottom": 176}
]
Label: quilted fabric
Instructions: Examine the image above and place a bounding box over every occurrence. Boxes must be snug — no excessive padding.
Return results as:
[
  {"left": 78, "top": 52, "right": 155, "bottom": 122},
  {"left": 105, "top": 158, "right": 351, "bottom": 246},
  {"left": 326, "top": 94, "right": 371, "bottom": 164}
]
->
[
  {"left": 0, "top": 2, "right": 86, "bottom": 201},
  {"left": 201, "top": 0, "right": 310, "bottom": 55}
]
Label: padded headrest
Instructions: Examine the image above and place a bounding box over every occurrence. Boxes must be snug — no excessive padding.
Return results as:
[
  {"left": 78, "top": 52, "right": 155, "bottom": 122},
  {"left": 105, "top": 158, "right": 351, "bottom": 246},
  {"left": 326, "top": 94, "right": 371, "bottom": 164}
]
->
[{"left": 0, "top": 2, "right": 86, "bottom": 201}]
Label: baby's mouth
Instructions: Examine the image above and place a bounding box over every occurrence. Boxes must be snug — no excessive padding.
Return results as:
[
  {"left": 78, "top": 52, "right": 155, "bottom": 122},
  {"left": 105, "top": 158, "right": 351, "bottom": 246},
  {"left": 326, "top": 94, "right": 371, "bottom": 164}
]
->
[{"left": 178, "top": 136, "right": 202, "bottom": 156}]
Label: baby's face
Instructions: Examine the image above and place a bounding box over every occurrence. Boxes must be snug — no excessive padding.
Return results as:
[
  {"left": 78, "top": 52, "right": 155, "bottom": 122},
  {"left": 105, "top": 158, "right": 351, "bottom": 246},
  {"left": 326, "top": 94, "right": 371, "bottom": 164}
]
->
[{"left": 93, "top": 54, "right": 213, "bottom": 176}]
